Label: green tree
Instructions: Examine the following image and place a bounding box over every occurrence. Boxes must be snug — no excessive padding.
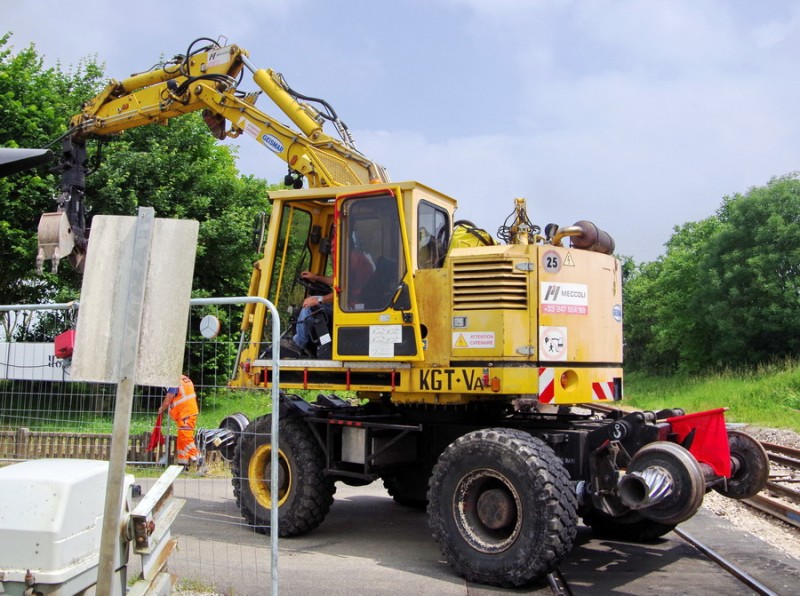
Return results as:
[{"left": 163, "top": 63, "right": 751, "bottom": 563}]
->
[
  {"left": 701, "top": 174, "right": 800, "bottom": 366},
  {"left": 81, "top": 118, "right": 276, "bottom": 384},
  {"left": 0, "top": 35, "right": 281, "bottom": 385},
  {"left": 649, "top": 217, "right": 721, "bottom": 372},
  {"left": 623, "top": 173, "right": 800, "bottom": 373},
  {"left": 622, "top": 258, "right": 664, "bottom": 371},
  {"left": 0, "top": 34, "right": 274, "bottom": 304},
  {"left": 83, "top": 116, "right": 272, "bottom": 297},
  {"left": 0, "top": 33, "right": 104, "bottom": 304}
]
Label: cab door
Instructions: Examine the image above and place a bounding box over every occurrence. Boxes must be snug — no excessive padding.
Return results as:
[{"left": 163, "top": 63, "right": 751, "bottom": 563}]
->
[{"left": 332, "top": 188, "right": 424, "bottom": 361}]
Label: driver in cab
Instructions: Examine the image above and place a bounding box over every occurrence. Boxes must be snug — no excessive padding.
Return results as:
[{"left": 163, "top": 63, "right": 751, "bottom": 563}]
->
[
  {"left": 281, "top": 271, "right": 334, "bottom": 356},
  {"left": 282, "top": 247, "right": 374, "bottom": 358}
]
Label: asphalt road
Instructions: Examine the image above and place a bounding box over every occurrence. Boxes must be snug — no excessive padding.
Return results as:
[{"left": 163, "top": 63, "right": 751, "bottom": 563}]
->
[{"left": 133, "top": 477, "right": 800, "bottom": 595}]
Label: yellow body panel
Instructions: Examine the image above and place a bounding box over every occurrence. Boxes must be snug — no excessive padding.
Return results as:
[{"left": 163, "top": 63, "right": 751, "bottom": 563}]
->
[{"left": 239, "top": 193, "right": 624, "bottom": 406}]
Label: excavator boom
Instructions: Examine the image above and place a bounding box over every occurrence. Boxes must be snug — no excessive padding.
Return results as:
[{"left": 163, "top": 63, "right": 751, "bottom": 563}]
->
[{"left": 37, "top": 37, "right": 388, "bottom": 273}]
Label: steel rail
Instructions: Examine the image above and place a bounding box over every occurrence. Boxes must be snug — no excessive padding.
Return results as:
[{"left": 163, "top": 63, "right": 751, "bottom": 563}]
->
[
  {"left": 764, "top": 480, "right": 800, "bottom": 503},
  {"left": 546, "top": 568, "right": 573, "bottom": 596},
  {"left": 760, "top": 441, "right": 800, "bottom": 461},
  {"left": 674, "top": 527, "right": 779, "bottom": 596},
  {"left": 739, "top": 442, "right": 800, "bottom": 528},
  {"left": 742, "top": 492, "right": 800, "bottom": 529}
]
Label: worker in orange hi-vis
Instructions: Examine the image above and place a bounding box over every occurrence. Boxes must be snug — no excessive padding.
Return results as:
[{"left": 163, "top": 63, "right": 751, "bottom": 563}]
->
[{"left": 158, "top": 374, "right": 200, "bottom": 468}]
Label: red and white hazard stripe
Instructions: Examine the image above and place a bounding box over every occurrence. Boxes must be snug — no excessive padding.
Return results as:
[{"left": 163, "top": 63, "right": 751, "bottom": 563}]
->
[
  {"left": 538, "top": 367, "right": 555, "bottom": 403},
  {"left": 592, "top": 381, "right": 614, "bottom": 401}
]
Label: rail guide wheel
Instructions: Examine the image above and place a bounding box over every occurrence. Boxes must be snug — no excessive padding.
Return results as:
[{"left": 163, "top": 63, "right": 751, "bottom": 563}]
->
[
  {"left": 622, "top": 441, "right": 706, "bottom": 525},
  {"left": 713, "top": 430, "right": 770, "bottom": 499},
  {"left": 427, "top": 428, "right": 577, "bottom": 588}
]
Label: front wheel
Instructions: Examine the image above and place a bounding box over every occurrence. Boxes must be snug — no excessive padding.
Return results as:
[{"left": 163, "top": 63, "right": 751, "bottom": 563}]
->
[
  {"left": 427, "top": 428, "right": 577, "bottom": 588},
  {"left": 232, "top": 415, "right": 335, "bottom": 536}
]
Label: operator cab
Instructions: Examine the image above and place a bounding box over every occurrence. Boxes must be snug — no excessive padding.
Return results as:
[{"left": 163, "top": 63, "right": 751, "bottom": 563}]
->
[{"left": 249, "top": 181, "right": 455, "bottom": 365}]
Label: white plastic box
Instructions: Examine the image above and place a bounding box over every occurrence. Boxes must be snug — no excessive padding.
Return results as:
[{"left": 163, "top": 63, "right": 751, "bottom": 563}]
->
[{"left": 0, "top": 458, "right": 132, "bottom": 594}]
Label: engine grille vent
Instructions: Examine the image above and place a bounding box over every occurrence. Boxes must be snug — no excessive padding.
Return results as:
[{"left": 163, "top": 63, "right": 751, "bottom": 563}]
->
[{"left": 452, "top": 259, "right": 528, "bottom": 310}]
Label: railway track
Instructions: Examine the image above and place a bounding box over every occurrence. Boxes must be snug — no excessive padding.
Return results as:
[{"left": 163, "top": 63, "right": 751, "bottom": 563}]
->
[
  {"left": 549, "top": 528, "right": 784, "bottom": 596},
  {"left": 674, "top": 527, "right": 781, "bottom": 596},
  {"left": 745, "top": 441, "right": 800, "bottom": 529}
]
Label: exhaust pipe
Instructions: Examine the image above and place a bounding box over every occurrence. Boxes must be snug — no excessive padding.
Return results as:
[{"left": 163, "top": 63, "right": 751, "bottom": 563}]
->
[{"left": 552, "top": 220, "right": 615, "bottom": 255}]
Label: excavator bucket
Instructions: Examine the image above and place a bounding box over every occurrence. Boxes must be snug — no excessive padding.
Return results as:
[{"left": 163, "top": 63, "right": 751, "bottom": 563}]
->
[
  {"left": 36, "top": 211, "right": 76, "bottom": 274},
  {"left": 35, "top": 137, "right": 89, "bottom": 274},
  {"left": 0, "top": 148, "right": 78, "bottom": 273}
]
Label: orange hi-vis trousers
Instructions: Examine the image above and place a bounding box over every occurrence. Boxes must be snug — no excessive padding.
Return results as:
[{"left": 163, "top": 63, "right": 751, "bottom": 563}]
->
[{"left": 169, "top": 375, "right": 199, "bottom": 465}]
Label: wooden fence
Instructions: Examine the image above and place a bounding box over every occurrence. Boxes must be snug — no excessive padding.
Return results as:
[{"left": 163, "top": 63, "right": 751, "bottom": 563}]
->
[{"left": 0, "top": 428, "right": 172, "bottom": 463}]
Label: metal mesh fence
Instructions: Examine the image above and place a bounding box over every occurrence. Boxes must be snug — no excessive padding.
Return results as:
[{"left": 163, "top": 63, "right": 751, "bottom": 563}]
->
[{"left": 0, "top": 302, "right": 275, "bottom": 594}]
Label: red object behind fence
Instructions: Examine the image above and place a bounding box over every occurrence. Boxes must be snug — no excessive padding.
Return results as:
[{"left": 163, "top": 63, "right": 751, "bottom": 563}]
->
[
  {"left": 147, "top": 412, "right": 166, "bottom": 452},
  {"left": 54, "top": 329, "right": 75, "bottom": 359}
]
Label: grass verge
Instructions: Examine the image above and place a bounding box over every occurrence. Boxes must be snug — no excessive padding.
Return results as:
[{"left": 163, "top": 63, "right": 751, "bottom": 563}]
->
[{"left": 624, "top": 360, "right": 800, "bottom": 432}]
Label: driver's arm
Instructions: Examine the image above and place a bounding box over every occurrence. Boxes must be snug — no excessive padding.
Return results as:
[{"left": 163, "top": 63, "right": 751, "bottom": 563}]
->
[
  {"left": 299, "top": 271, "right": 334, "bottom": 308},
  {"left": 299, "top": 270, "right": 332, "bottom": 284}
]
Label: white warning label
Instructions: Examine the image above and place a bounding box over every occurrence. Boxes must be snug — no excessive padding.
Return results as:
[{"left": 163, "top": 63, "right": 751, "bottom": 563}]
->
[
  {"left": 237, "top": 117, "right": 262, "bottom": 140},
  {"left": 540, "top": 326, "right": 567, "bottom": 361},
  {"left": 452, "top": 332, "right": 495, "bottom": 349}
]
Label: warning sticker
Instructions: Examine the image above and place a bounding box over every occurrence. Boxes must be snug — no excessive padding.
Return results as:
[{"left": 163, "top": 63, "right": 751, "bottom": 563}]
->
[
  {"left": 237, "top": 117, "right": 262, "bottom": 140},
  {"left": 540, "top": 327, "right": 567, "bottom": 361},
  {"left": 542, "top": 250, "right": 562, "bottom": 274},
  {"left": 452, "top": 332, "right": 496, "bottom": 349}
]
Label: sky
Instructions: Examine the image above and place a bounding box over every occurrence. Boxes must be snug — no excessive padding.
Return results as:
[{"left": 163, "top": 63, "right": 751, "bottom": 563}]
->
[{"left": 4, "top": 0, "right": 800, "bottom": 263}]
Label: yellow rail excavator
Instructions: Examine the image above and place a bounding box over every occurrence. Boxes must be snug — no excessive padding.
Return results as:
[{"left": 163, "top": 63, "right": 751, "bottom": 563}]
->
[{"left": 37, "top": 36, "right": 769, "bottom": 588}]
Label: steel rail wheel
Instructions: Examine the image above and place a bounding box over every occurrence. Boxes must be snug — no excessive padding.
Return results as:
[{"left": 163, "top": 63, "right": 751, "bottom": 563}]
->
[
  {"left": 628, "top": 441, "right": 705, "bottom": 525},
  {"left": 427, "top": 428, "right": 577, "bottom": 588},
  {"left": 713, "top": 430, "right": 770, "bottom": 499},
  {"left": 232, "top": 415, "right": 334, "bottom": 536}
]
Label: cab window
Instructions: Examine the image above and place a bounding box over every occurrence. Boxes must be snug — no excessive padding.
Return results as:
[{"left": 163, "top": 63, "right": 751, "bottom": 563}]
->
[
  {"left": 417, "top": 201, "right": 449, "bottom": 269},
  {"left": 340, "top": 194, "right": 405, "bottom": 312},
  {"left": 268, "top": 204, "right": 312, "bottom": 326}
]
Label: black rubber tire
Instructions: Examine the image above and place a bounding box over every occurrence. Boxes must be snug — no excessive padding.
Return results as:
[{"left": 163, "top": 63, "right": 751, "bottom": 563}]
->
[
  {"left": 383, "top": 469, "right": 429, "bottom": 509},
  {"left": 713, "top": 430, "right": 770, "bottom": 499},
  {"left": 232, "top": 415, "right": 335, "bottom": 537},
  {"left": 427, "top": 428, "right": 577, "bottom": 588},
  {"left": 582, "top": 509, "right": 676, "bottom": 542}
]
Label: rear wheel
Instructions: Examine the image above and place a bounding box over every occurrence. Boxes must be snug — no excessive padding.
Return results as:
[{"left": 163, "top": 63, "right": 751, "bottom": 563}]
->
[
  {"left": 427, "top": 428, "right": 577, "bottom": 588},
  {"left": 232, "top": 415, "right": 335, "bottom": 536}
]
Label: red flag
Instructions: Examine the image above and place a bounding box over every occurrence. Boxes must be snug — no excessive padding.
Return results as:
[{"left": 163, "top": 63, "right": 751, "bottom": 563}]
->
[
  {"left": 667, "top": 408, "right": 731, "bottom": 477},
  {"left": 147, "top": 411, "right": 166, "bottom": 452}
]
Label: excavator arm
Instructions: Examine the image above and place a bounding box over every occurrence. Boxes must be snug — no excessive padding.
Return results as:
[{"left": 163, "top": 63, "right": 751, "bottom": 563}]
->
[{"left": 37, "top": 37, "right": 388, "bottom": 273}]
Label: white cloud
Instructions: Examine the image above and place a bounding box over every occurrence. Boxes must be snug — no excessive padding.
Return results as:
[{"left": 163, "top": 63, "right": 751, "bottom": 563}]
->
[{"left": 4, "top": 0, "right": 800, "bottom": 261}]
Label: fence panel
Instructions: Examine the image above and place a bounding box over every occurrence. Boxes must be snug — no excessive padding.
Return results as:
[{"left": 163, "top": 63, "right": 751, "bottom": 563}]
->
[{"left": 0, "top": 302, "right": 276, "bottom": 594}]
